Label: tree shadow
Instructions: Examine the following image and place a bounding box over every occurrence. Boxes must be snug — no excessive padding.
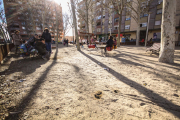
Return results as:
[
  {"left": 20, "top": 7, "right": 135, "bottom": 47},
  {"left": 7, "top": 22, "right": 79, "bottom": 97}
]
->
[
  {"left": 117, "top": 50, "right": 180, "bottom": 70},
  {"left": 114, "top": 53, "right": 180, "bottom": 86},
  {"left": 5, "top": 46, "right": 85, "bottom": 119},
  {"left": 0, "top": 57, "right": 47, "bottom": 76},
  {"left": 5, "top": 48, "right": 59, "bottom": 120},
  {"left": 79, "top": 51, "right": 180, "bottom": 118}
]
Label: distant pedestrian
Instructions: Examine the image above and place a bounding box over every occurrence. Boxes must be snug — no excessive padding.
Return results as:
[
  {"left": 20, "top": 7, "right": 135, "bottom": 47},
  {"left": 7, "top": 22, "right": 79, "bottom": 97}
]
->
[
  {"left": 12, "top": 30, "right": 22, "bottom": 54},
  {"left": 42, "top": 28, "right": 52, "bottom": 54},
  {"left": 66, "top": 39, "right": 69, "bottom": 47}
]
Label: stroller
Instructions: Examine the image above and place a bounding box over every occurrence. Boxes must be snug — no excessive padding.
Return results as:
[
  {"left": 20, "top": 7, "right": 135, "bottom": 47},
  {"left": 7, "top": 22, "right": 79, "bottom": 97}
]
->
[{"left": 19, "top": 43, "right": 38, "bottom": 57}]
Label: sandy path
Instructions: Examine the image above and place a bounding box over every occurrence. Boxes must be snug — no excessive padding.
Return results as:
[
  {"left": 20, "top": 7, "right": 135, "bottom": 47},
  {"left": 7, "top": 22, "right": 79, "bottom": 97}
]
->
[{"left": 1, "top": 44, "right": 180, "bottom": 120}]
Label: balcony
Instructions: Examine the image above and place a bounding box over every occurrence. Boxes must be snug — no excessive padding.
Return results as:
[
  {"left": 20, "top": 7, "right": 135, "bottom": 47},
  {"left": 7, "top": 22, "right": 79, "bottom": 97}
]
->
[
  {"left": 9, "top": 27, "right": 20, "bottom": 31},
  {"left": 12, "top": 23, "right": 19, "bottom": 26}
]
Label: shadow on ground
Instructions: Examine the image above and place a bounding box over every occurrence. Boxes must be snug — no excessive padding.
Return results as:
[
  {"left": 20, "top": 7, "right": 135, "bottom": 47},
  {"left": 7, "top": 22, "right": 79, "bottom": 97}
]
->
[
  {"left": 79, "top": 51, "right": 180, "bottom": 118},
  {"left": 5, "top": 45, "right": 82, "bottom": 120},
  {"left": 5, "top": 48, "right": 59, "bottom": 120}
]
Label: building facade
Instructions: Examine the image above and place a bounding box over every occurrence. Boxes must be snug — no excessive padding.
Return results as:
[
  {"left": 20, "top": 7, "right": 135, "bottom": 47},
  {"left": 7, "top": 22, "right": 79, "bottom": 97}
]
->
[
  {"left": 78, "top": 0, "right": 180, "bottom": 42},
  {"left": 3, "top": 0, "right": 64, "bottom": 41}
]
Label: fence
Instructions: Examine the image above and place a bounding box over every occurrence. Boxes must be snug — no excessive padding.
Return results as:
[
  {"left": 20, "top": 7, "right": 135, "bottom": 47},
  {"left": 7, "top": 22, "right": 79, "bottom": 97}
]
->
[{"left": 0, "top": 42, "right": 14, "bottom": 64}]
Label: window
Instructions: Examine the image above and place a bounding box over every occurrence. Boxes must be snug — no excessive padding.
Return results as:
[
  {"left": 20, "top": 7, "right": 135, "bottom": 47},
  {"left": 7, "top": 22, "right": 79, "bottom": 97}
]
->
[
  {"left": 109, "top": 21, "right": 112, "bottom": 25},
  {"left": 110, "top": 5, "right": 113, "bottom": 8},
  {"left": 97, "top": 15, "right": 101, "bottom": 20},
  {"left": 103, "top": 15, "right": 105, "bottom": 18},
  {"left": 21, "top": 22, "right": 25, "bottom": 25},
  {"left": 140, "top": 23, "right": 147, "bottom": 27},
  {"left": 157, "top": 9, "right": 162, "bottom": 14},
  {"left": 96, "top": 2, "right": 100, "bottom": 6},
  {"left": 126, "top": 16, "right": 131, "bottom": 20},
  {"left": 22, "top": 31, "right": 27, "bottom": 34},
  {"left": 36, "top": 27, "right": 41, "bottom": 30},
  {"left": 22, "top": 26, "right": 26, "bottom": 30},
  {"left": 155, "top": 21, "right": 161, "bottom": 25},
  {"left": 127, "top": 0, "right": 131, "bottom": 2},
  {"left": 158, "top": 0, "right": 163, "bottom": 4},
  {"left": 114, "top": 25, "right": 119, "bottom": 30},
  {"left": 97, "top": 22, "right": 101, "bottom": 26},
  {"left": 114, "top": 18, "right": 119, "bottom": 22},
  {"left": 97, "top": 28, "right": 101, "bottom": 32},
  {"left": 140, "top": 13, "right": 148, "bottom": 18},
  {"left": 18, "top": 1, "right": 22, "bottom": 4},
  {"left": 125, "top": 25, "right": 130, "bottom": 29},
  {"left": 143, "top": 13, "right": 148, "bottom": 17}
]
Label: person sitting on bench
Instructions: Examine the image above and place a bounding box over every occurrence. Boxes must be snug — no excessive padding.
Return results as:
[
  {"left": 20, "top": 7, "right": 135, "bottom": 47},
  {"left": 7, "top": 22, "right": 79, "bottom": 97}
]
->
[{"left": 105, "top": 36, "right": 113, "bottom": 52}]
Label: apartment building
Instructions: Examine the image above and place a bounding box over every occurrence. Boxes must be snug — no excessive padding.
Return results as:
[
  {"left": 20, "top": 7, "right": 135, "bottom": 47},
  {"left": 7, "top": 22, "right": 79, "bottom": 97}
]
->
[
  {"left": 78, "top": 0, "right": 180, "bottom": 42},
  {"left": 3, "top": 0, "right": 63, "bottom": 41}
]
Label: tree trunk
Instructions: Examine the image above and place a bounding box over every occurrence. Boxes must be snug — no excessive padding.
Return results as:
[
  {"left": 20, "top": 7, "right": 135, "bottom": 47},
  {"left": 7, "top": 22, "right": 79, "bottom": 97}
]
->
[
  {"left": 136, "top": 18, "right": 140, "bottom": 46},
  {"left": 117, "top": 1, "right": 123, "bottom": 47},
  {"left": 63, "top": 31, "right": 65, "bottom": 40},
  {"left": 85, "top": 0, "right": 90, "bottom": 44},
  {"left": 117, "top": 15, "right": 122, "bottom": 47},
  {"left": 42, "top": 13, "right": 45, "bottom": 31},
  {"left": 159, "top": 0, "right": 176, "bottom": 63},
  {"left": 71, "top": 0, "right": 80, "bottom": 51},
  {"left": 55, "top": 4, "right": 59, "bottom": 50},
  {"left": 145, "top": 13, "right": 150, "bottom": 47}
]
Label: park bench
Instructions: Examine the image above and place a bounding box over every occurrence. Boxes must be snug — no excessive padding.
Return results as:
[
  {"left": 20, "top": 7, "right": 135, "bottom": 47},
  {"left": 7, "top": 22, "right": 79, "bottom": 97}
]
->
[{"left": 146, "top": 43, "right": 160, "bottom": 53}]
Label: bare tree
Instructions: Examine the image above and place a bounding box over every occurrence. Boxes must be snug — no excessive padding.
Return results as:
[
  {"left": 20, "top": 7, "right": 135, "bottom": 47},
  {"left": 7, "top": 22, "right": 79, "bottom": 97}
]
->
[
  {"left": 63, "top": 12, "right": 72, "bottom": 39},
  {"left": 0, "top": 1, "right": 9, "bottom": 41},
  {"left": 75, "top": 0, "right": 95, "bottom": 44},
  {"left": 101, "top": 0, "right": 126, "bottom": 47},
  {"left": 70, "top": 0, "right": 81, "bottom": 51},
  {"left": 126, "top": 0, "right": 156, "bottom": 46},
  {"left": 159, "top": 0, "right": 176, "bottom": 63}
]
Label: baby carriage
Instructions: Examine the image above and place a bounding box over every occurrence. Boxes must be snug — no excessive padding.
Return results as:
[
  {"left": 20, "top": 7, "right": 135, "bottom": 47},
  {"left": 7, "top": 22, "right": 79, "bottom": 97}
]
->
[{"left": 19, "top": 43, "right": 38, "bottom": 57}]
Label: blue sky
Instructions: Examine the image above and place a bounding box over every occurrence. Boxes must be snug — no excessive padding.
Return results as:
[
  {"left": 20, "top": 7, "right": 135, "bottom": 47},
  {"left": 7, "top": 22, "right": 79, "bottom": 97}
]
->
[{"left": 0, "top": 0, "right": 5, "bottom": 23}]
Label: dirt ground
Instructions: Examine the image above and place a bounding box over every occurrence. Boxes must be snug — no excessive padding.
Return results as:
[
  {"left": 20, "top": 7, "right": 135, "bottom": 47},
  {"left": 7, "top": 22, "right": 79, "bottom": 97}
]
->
[{"left": 0, "top": 44, "right": 180, "bottom": 120}]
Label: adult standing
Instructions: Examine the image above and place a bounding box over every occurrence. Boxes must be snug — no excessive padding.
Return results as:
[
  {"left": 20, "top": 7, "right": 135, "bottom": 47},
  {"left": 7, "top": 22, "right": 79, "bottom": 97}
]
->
[
  {"left": 42, "top": 28, "right": 52, "bottom": 54},
  {"left": 12, "top": 30, "right": 22, "bottom": 54}
]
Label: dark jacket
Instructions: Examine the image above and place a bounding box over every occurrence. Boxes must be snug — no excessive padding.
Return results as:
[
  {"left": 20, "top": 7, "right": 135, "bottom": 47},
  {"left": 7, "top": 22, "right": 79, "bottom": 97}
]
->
[
  {"left": 42, "top": 32, "right": 51, "bottom": 43},
  {"left": 27, "top": 36, "right": 36, "bottom": 46},
  {"left": 106, "top": 39, "right": 113, "bottom": 47}
]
